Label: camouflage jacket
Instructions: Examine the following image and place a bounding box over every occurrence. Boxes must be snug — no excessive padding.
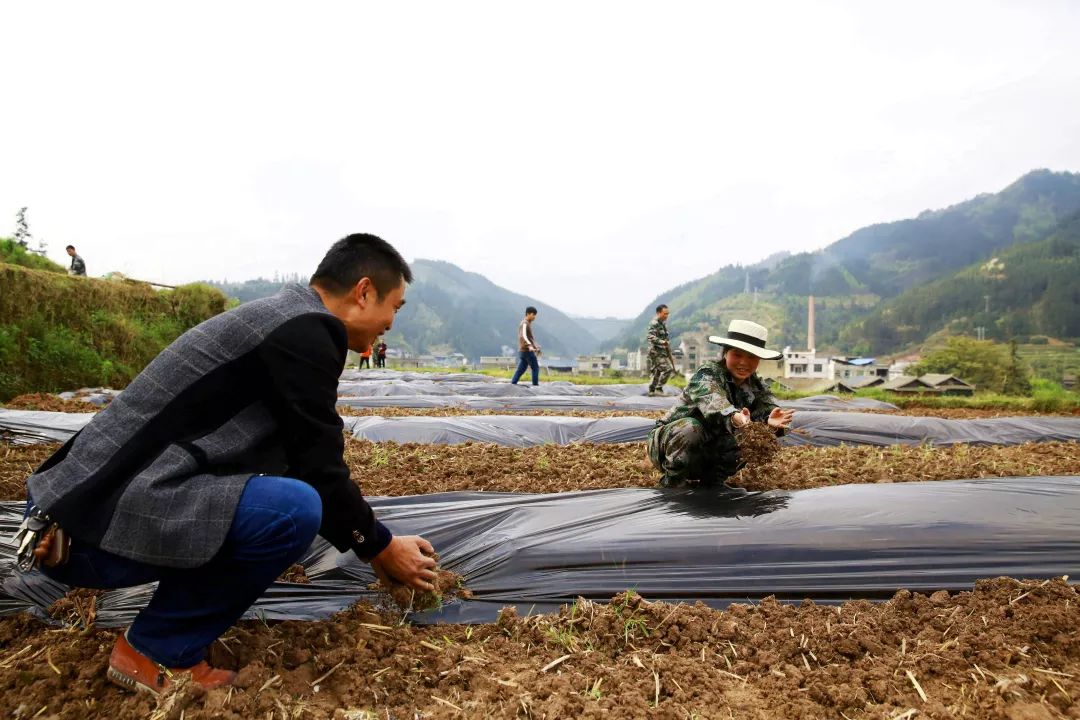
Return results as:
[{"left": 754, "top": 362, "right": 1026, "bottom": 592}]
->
[
  {"left": 657, "top": 360, "right": 780, "bottom": 435},
  {"left": 646, "top": 318, "right": 669, "bottom": 356}
]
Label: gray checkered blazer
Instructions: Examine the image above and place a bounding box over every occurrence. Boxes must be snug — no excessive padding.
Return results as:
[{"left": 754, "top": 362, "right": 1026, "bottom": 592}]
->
[{"left": 27, "top": 285, "right": 390, "bottom": 568}]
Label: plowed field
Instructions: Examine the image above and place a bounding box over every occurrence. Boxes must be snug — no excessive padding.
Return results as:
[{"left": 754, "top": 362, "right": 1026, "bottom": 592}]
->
[
  {"left": 0, "top": 578, "right": 1076, "bottom": 719},
  {"left": 1, "top": 430, "right": 1078, "bottom": 718}
]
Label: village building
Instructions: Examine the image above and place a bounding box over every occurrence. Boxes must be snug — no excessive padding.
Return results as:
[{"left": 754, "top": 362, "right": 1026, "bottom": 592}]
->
[
  {"left": 782, "top": 347, "right": 830, "bottom": 379},
  {"left": 480, "top": 355, "right": 517, "bottom": 371},
  {"left": 830, "top": 357, "right": 891, "bottom": 383},
  {"left": 770, "top": 377, "right": 861, "bottom": 394},
  {"left": 918, "top": 373, "right": 976, "bottom": 396},
  {"left": 574, "top": 354, "right": 617, "bottom": 376},
  {"left": 879, "top": 376, "right": 935, "bottom": 394}
]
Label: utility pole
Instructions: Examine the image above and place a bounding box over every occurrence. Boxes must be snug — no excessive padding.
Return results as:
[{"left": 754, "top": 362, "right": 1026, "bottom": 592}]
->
[
  {"left": 975, "top": 326, "right": 986, "bottom": 341},
  {"left": 983, "top": 295, "right": 990, "bottom": 314}
]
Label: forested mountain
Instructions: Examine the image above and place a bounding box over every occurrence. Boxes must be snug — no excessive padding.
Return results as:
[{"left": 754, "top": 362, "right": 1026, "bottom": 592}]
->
[
  {"left": 571, "top": 316, "right": 632, "bottom": 343},
  {"left": 840, "top": 210, "right": 1080, "bottom": 353},
  {"left": 207, "top": 261, "right": 600, "bottom": 360},
  {"left": 391, "top": 259, "right": 598, "bottom": 359},
  {"left": 207, "top": 274, "right": 308, "bottom": 303},
  {"left": 608, "top": 170, "right": 1080, "bottom": 354}
]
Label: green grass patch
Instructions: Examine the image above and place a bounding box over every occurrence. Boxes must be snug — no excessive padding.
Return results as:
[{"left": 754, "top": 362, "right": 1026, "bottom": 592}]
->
[
  {"left": 774, "top": 381, "right": 1080, "bottom": 412},
  {"left": 0, "top": 264, "right": 226, "bottom": 400},
  {"left": 0, "top": 238, "right": 66, "bottom": 273}
]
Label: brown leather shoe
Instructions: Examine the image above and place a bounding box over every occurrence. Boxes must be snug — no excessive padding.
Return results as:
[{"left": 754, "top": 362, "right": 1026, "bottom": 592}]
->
[{"left": 107, "top": 632, "right": 237, "bottom": 695}]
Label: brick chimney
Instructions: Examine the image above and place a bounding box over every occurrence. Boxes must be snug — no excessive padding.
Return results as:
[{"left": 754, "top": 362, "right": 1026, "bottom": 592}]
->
[{"left": 807, "top": 295, "right": 816, "bottom": 351}]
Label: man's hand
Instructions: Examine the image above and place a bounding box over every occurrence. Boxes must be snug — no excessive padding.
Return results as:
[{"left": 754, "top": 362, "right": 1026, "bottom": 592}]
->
[
  {"left": 730, "top": 408, "right": 752, "bottom": 428},
  {"left": 371, "top": 535, "right": 438, "bottom": 591},
  {"left": 767, "top": 407, "right": 795, "bottom": 430}
]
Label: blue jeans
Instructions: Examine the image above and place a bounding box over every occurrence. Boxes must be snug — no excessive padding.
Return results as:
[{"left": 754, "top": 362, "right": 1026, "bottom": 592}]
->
[
  {"left": 39, "top": 475, "right": 321, "bottom": 667},
  {"left": 510, "top": 350, "right": 539, "bottom": 385}
]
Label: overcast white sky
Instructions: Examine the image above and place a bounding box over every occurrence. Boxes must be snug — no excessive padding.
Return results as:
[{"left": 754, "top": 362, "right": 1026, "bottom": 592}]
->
[{"left": 3, "top": 1, "right": 1079, "bottom": 317}]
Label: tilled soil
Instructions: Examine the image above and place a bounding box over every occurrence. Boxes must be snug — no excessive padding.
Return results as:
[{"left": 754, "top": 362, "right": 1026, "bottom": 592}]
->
[
  {"left": 0, "top": 443, "right": 57, "bottom": 500},
  {"left": 374, "top": 561, "right": 472, "bottom": 614},
  {"left": 727, "top": 440, "right": 1080, "bottom": 492},
  {"left": 0, "top": 577, "right": 1076, "bottom": 719},
  {"left": 339, "top": 405, "right": 1080, "bottom": 420},
  {"left": 1, "top": 394, "right": 96, "bottom": 413},
  {"left": 870, "top": 405, "right": 1080, "bottom": 419},
  {"left": 7, "top": 398, "right": 1076, "bottom": 420},
  {"left": 2, "top": 428, "right": 1078, "bottom": 717},
  {"left": 278, "top": 564, "right": 312, "bottom": 585},
  {"left": 734, "top": 422, "right": 783, "bottom": 470},
  {"left": 338, "top": 406, "right": 668, "bottom": 419},
  {"left": 3, "top": 439, "right": 1078, "bottom": 501},
  {"left": 347, "top": 439, "right": 1080, "bottom": 496}
]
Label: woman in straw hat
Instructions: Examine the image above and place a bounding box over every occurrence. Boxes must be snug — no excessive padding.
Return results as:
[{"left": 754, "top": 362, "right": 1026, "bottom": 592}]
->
[{"left": 647, "top": 319, "right": 794, "bottom": 487}]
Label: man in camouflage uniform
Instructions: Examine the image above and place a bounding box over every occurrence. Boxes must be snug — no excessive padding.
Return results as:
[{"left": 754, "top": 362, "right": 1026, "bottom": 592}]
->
[
  {"left": 648, "top": 319, "right": 794, "bottom": 487},
  {"left": 646, "top": 304, "right": 674, "bottom": 396}
]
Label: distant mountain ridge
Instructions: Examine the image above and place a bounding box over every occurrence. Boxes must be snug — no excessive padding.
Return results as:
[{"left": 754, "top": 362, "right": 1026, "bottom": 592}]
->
[
  {"left": 571, "top": 316, "right": 632, "bottom": 344},
  {"left": 607, "top": 169, "right": 1080, "bottom": 355},
  {"left": 394, "top": 259, "right": 599, "bottom": 359},
  {"left": 207, "top": 261, "right": 602, "bottom": 360},
  {"left": 840, "top": 209, "right": 1080, "bottom": 353}
]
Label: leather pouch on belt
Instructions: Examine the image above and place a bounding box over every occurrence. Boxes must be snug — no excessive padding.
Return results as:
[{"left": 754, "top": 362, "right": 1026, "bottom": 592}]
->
[{"left": 34, "top": 525, "right": 71, "bottom": 568}]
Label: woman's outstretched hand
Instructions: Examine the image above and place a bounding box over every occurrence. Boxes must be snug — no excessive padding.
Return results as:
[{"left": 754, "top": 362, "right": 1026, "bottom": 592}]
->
[{"left": 767, "top": 407, "right": 795, "bottom": 430}]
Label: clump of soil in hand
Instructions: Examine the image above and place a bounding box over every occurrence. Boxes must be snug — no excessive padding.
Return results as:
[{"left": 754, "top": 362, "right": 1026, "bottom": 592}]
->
[
  {"left": 372, "top": 553, "right": 472, "bottom": 612},
  {"left": 47, "top": 588, "right": 103, "bottom": 628},
  {"left": 731, "top": 421, "right": 782, "bottom": 489},
  {"left": 277, "top": 564, "right": 310, "bottom": 584}
]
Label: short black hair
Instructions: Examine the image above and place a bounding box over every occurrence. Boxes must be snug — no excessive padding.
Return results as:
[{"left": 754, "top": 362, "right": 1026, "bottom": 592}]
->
[
  {"left": 311, "top": 234, "right": 412, "bottom": 299},
  {"left": 65, "top": 245, "right": 75, "bottom": 251},
  {"left": 656, "top": 304, "right": 668, "bottom": 314},
  {"left": 525, "top": 306, "right": 538, "bottom": 315}
]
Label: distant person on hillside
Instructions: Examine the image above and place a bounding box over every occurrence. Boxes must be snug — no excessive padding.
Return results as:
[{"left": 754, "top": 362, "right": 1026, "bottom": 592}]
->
[
  {"left": 376, "top": 339, "right": 388, "bottom": 368},
  {"left": 510, "top": 306, "right": 541, "bottom": 386},
  {"left": 647, "top": 319, "right": 794, "bottom": 487},
  {"left": 359, "top": 344, "right": 372, "bottom": 369},
  {"left": 65, "top": 245, "right": 86, "bottom": 276},
  {"left": 646, "top": 304, "right": 674, "bottom": 396},
  {"left": 19, "top": 233, "right": 436, "bottom": 695}
]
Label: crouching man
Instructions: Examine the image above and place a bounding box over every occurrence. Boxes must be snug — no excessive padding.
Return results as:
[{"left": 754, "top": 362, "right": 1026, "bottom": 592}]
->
[
  {"left": 20, "top": 234, "right": 436, "bottom": 694},
  {"left": 647, "top": 319, "right": 794, "bottom": 486}
]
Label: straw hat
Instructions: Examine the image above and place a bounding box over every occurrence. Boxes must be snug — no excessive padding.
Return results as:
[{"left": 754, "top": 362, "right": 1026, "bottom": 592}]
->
[{"left": 708, "top": 319, "right": 782, "bottom": 360}]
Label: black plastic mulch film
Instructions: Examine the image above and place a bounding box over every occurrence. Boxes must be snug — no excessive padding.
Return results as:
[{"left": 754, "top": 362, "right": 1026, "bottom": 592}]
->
[
  {"left": 1, "top": 370, "right": 1078, "bottom": 624},
  {"left": 4, "top": 408, "right": 1080, "bottom": 448},
  {"left": 3, "top": 479, "right": 1079, "bottom": 625}
]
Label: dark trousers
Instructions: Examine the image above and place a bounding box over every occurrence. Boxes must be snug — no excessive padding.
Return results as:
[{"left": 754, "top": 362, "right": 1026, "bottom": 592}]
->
[
  {"left": 359, "top": 356, "right": 370, "bottom": 369},
  {"left": 647, "top": 418, "right": 740, "bottom": 485},
  {"left": 376, "top": 355, "right": 386, "bottom": 368},
  {"left": 510, "top": 350, "right": 539, "bottom": 385},
  {"left": 39, "top": 476, "right": 321, "bottom": 667}
]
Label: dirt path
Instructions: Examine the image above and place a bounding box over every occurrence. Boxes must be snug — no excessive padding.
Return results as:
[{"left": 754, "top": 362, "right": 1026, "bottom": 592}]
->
[{"left": 0, "top": 577, "right": 1075, "bottom": 719}]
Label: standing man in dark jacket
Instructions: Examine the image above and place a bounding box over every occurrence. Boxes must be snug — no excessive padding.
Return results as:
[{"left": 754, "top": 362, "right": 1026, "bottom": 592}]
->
[
  {"left": 510, "top": 305, "right": 541, "bottom": 386},
  {"left": 65, "top": 245, "right": 86, "bottom": 276},
  {"left": 648, "top": 319, "right": 794, "bottom": 486},
  {"left": 21, "top": 233, "right": 436, "bottom": 694}
]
